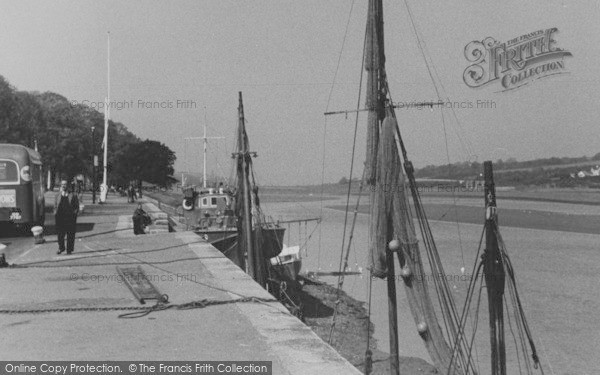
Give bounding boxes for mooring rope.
[0,297,278,318]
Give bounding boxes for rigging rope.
[449,214,545,374]
[401,0,470,269]
[373,57,475,369]
[401,0,475,159]
[320,0,357,282]
[364,272,374,375]
[326,0,369,346]
[375,82,476,372]
[315,0,480,369]
[328,168,368,345]
[391,2,490,373]
[322,2,550,374]
[495,227,543,373]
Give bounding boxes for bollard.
[0,253,8,267]
[31,226,45,244]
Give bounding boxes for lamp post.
[99,31,110,203]
[92,126,96,204]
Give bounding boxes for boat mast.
[365,1,401,374]
[184,112,223,189]
[235,92,265,286]
[365,0,383,186]
[483,161,506,375]
[365,1,464,373]
[203,109,208,188]
[450,161,543,373]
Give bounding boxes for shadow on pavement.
[42,223,95,236]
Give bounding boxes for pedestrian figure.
[76,179,83,202]
[54,180,79,254]
[128,184,136,203]
[132,203,151,235]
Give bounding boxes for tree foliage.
[115,140,176,188]
[415,156,597,179]
[0,75,175,189]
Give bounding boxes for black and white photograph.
[0,1,598,374]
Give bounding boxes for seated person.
[132,203,152,235]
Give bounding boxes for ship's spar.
[326,1,545,374]
[361,1,469,372]
[233,91,266,287]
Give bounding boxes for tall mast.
[449,161,543,374]
[100,31,110,203]
[203,109,207,188]
[365,1,400,374]
[184,111,223,189]
[235,92,264,286]
[364,0,383,186]
[483,161,506,375]
[365,1,464,373]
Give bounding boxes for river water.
[263,195,600,375]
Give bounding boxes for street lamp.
[100,31,110,204]
[92,126,97,204]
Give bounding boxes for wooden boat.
[182,186,238,252]
[270,245,302,282]
[326,2,545,374]
[181,93,286,284]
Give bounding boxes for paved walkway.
[0,193,360,374]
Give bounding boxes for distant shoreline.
[147,185,600,206]
[327,202,600,235]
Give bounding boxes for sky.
[1,0,598,185]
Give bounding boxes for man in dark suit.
[54,180,80,254]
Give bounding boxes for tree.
[33,91,140,188]
[0,75,170,190]
[34,92,92,183]
[0,76,18,140]
[117,140,176,188]
[104,121,140,186]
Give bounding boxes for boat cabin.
[198,188,231,210]
[182,187,236,230]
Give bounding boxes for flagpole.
[100,31,110,203]
[203,108,207,188]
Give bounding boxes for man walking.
[128,184,136,203]
[54,179,79,254]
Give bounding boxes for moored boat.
[181,93,287,278]
[324,1,545,374]
[270,245,302,282]
[182,186,238,252]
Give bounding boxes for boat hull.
[270,245,302,281]
[271,260,302,282]
[194,225,285,261]
[257,226,285,259]
[194,228,238,252]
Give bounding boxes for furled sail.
[233,92,284,288]
[369,110,466,372]
[364,0,472,373]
